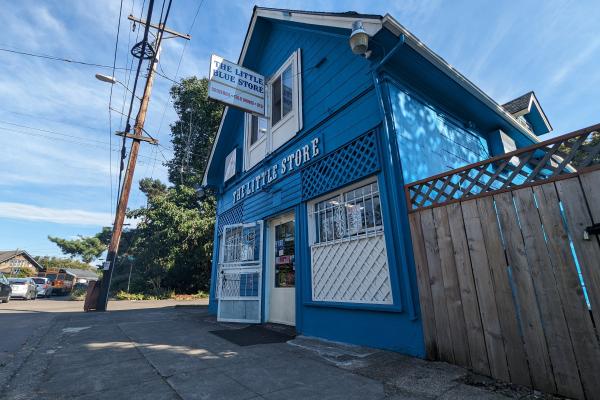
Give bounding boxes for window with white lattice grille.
[311,181,383,244]
[308,177,393,305]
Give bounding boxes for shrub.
[69,288,87,301]
[114,290,209,301]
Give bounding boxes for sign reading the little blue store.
[233,138,320,203]
[208,54,265,115]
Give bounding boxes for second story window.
[250,115,268,145]
[244,49,302,171]
[271,65,293,125]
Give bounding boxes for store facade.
[202,7,549,356]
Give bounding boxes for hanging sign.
[208,54,265,115]
[233,138,321,204]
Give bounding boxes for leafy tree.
[34,256,96,271]
[48,227,111,263]
[139,178,167,199]
[126,184,215,295]
[50,76,221,296]
[558,130,600,167]
[166,77,223,186]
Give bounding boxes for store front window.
[308,178,393,305]
[313,181,383,244]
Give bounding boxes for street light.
[95,73,118,84]
[95,74,142,100]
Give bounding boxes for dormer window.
[244,49,302,171]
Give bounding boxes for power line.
[115,0,157,206]
[0,46,177,80]
[155,0,206,185]
[108,0,125,219]
[0,47,132,71]
[0,126,162,163]
[0,107,103,132]
[0,120,109,145]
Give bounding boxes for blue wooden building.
[202,7,551,356]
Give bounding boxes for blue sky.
[0,0,598,259]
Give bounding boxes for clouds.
[0,202,113,226]
[550,36,600,89]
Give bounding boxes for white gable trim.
[239,9,383,64]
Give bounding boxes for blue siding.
[206,14,547,358]
[208,19,429,356]
[388,83,490,184]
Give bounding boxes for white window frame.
[243,49,303,171]
[244,113,269,171]
[308,177,384,247]
[224,148,237,182]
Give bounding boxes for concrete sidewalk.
[0,302,552,399]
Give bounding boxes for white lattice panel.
[311,233,393,304]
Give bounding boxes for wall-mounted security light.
[349,21,369,55]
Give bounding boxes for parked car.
[31,277,53,298]
[0,273,11,303]
[8,278,37,300]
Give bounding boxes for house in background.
[0,250,43,276]
[63,268,99,285]
[202,7,550,356]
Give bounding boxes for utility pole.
[96,12,190,311]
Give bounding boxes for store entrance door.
[267,212,296,326]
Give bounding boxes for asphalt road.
[0,297,71,366]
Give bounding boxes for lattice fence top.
[405,123,600,211]
[301,130,380,201]
[217,202,244,235]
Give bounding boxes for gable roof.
[503,91,534,114]
[203,7,542,186]
[0,250,43,271]
[63,268,99,280]
[502,91,552,134]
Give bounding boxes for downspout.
[372,35,419,320]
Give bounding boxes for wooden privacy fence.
[406,124,600,400]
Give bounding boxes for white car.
[32,277,53,298]
[8,278,37,300]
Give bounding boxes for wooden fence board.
[408,212,437,360]
[494,192,556,393]
[555,177,600,328]
[460,200,509,382]
[513,188,583,399]
[534,183,600,399]
[476,196,531,387]
[420,209,454,363]
[432,206,471,368]
[446,203,490,376]
[580,169,600,221]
